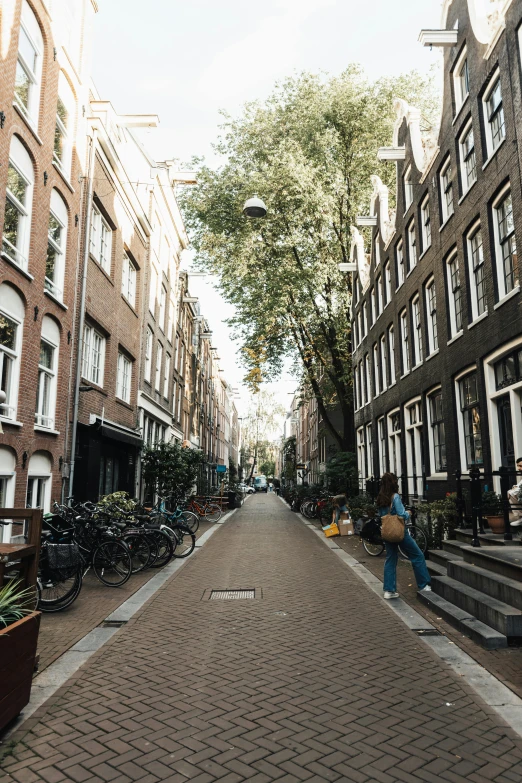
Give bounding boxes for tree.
[141,442,204,499]
[181,67,439,451]
[259,460,275,477]
[240,390,285,479]
[325,452,359,496]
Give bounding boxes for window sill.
[90,254,114,284]
[439,212,454,233]
[412,360,423,372]
[0,417,22,428]
[458,178,477,205]
[44,289,68,310]
[447,331,464,346]
[81,377,108,395]
[52,161,75,193]
[425,349,439,362]
[12,102,44,145]
[1,252,34,281]
[468,310,489,329]
[400,371,410,380]
[452,94,470,126]
[494,286,520,310]
[121,295,139,317]
[419,247,431,262]
[389,380,397,389]
[116,398,133,410]
[482,136,506,171]
[34,425,60,435]
[396,283,404,292]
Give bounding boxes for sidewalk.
[3,494,522,782]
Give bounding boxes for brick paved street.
[3,494,522,782]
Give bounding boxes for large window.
[82,324,105,386]
[388,325,396,384]
[447,253,463,337]
[387,410,402,476]
[459,372,483,467]
[378,417,387,476]
[384,261,391,305]
[362,302,368,336]
[53,73,75,178]
[144,328,153,383]
[2,137,34,273]
[376,275,383,316]
[373,343,380,396]
[428,390,446,474]
[0,285,24,422]
[116,353,131,403]
[460,122,476,194]
[159,285,167,332]
[440,157,454,224]
[370,287,376,325]
[380,335,387,391]
[357,427,367,480]
[121,253,137,307]
[493,190,517,299]
[421,196,431,252]
[366,423,373,478]
[155,342,163,391]
[454,49,469,112]
[467,225,486,321]
[168,297,175,343]
[403,165,413,211]
[364,354,371,404]
[149,265,158,315]
[14,1,44,127]
[412,296,422,367]
[425,279,438,355]
[90,204,112,274]
[26,452,52,513]
[35,317,59,430]
[407,221,417,272]
[405,399,423,497]
[164,353,171,398]
[396,240,405,289]
[45,190,68,301]
[400,310,409,375]
[484,74,505,156]
[494,348,522,390]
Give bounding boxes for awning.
[99,423,143,447]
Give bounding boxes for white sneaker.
[420,585,432,592]
[383,591,399,599]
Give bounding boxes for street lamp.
[243,195,267,218]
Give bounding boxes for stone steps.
[461,546,522,583]
[428,549,462,569]
[417,589,507,650]
[448,560,522,612]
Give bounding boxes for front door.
[497,395,515,470]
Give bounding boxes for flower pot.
[0,611,41,732]
[485,515,505,534]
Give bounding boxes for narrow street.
[3,494,522,783]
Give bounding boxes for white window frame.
[425,279,438,356]
[388,325,396,385]
[483,72,505,158]
[455,367,484,471]
[357,427,367,481]
[0,465,16,543]
[459,120,477,194]
[440,157,454,225]
[53,73,75,179]
[362,302,368,336]
[116,352,131,403]
[364,354,371,404]
[453,47,469,114]
[407,220,417,272]
[492,187,518,301]
[26,475,51,513]
[396,240,405,289]
[121,253,137,308]
[159,285,167,332]
[164,353,171,398]
[374,234,381,267]
[387,408,402,476]
[405,398,423,498]
[373,343,380,396]
[378,417,387,476]
[149,264,158,315]
[380,335,387,391]
[403,165,413,211]
[168,298,175,343]
[0,308,22,423]
[446,251,464,338]
[412,295,423,367]
[90,204,112,274]
[14,1,44,128]
[2,138,34,273]
[366,422,373,478]
[467,222,487,322]
[421,196,431,252]
[426,386,447,478]
[400,309,410,375]
[376,274,383,316]
[144,328,153,383]
[370,287,376,326]
[384,261,391,305]
[82,324,105,387]
[155,342,163,391]
[35,338,57,429]
[45,190,68,302]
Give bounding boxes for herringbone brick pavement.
[2,494,522,782]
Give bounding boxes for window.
[366,423,373,477]
[459,372,483,466]
[362,303,368,336]
[429,390,446,473]
[440,157,454,224]
[404,165,413,210]
[376,275,383,315]
[356,312,361,347]
[400,310,409,375]
[2,137,34,272]
[388,325,396,385]
[388,410,402,476]
[494,348,522,390]
[155,343,163,391]
[116,353,131,403]
[484,75,505,156]
[467,225,486,320]
[447,253,463,336]
[364,354,370,404]
[45,190,68,301]
[396,240,405,289]
[378,417,387,475]
[359,361,364,405]
[82,324,105,386]
[121,253,136,307]
[0,285,24,422]
[357,428,367,480]
[374,235,381,267]
[0,448,16,543]
[164,353,171,398]
[168,298,175,343]
[373,343,380,396]
[26,452,52,513]
[35,317,59,429]
[14,1,43,127]
[370,287,375,325]
[454,50,469,112]
[421,197,431,252]
[159,285,167,332]
[149,265,158,315]
[412,296,422,366]
[53,73,75,177]
[384,262,391,304]
[353,365,359,410]
[494,190,517,299]
[144,328,152,383]
[425,280,438,355]
[405,400,423,497]
[407,221,417,271]
[460,122,476,193]
[90,204,112,274]
[352,318,358,350]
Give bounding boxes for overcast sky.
[92,0,443,414]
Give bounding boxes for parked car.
[239,483,254,494]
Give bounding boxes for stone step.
[448,560,522,612]
[431,575,522,637]
[417,589,507,650]
[428,549,463,569]
[427,560,447,578]
[454,528,522,547]
[462,546,522,583]
[442,539,470,557]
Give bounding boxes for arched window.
[14,0,44,128]
[53,72,75,179]
[35,317,60,430]
[45,190,68,301]
[0,447,16,543]
[2,136,34,272]
[0,284,25,422]
[26,451,52,512]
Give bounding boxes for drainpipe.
[68,128,97,499]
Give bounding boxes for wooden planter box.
[0,611,41,732]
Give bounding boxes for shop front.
[74,419,142,501]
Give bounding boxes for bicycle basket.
[46,542,81,578]
[360,519,382,544]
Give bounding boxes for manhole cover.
[210,589,256,600]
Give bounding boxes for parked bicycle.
[360,505,428,558]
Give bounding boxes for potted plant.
[481,490,505,534]
[0,581,41,733]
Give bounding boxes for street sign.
[216,464,227,473]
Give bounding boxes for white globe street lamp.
[242,195,267,218]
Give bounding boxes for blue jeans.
[383,530,431,592]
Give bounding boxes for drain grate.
[210,589,255,600]
[100,620,128,628]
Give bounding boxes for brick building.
[352,0,522,499]
[0,0,94,529]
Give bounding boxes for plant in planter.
[481,490,505,534]
[418,494,458,549]
[0,581,41,732]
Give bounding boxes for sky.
[92,0,443,416]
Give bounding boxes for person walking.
[376,473,432,600]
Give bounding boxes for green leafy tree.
[141,442,204,500]
[181,67,439,451]
[325,451,359,496]
[259,460,276,477]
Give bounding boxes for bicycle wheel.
[123,534,151,573]
[362,539,385,557]
[92,540,132,586]
[148,530,174,568]
[399,526,428,559]
[37,568,83,612]
[172,526,196,558]
[179,511,199,533]
[203,503,222,523]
